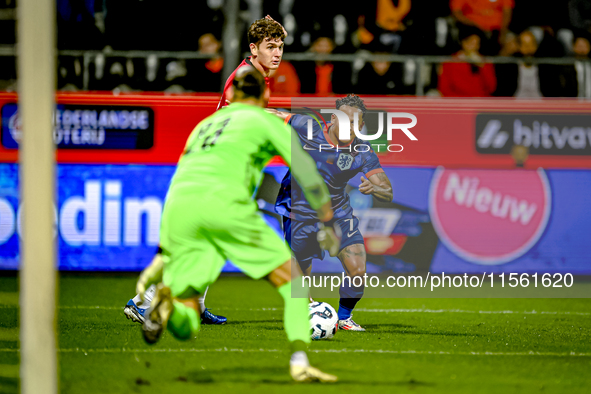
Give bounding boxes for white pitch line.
[355,308,591,316]
[0,305,589,316]
[0,305,283,311]
[0,347,588,357]
[60,306,122,310]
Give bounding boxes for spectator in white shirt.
[573,32,591,97]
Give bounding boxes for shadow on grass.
[0,341,18,351]
[0,309,17,330]
[0,346,18,366]
[363,323,416,329]
[390,378,436,387]
[179,366,433,387]
[0,376,18,394]
[225,320,282,325]
[362,324,481,337]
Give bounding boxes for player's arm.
[267,114,340,254]
[358,150,393,202]
[288,129,333,221]
[265,108,291,121]
[359,171,393,202]
[290,139,342,255]
[266,115,332,221]
[285,115,331,219]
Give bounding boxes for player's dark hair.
[248,18,286,47]
[336,94,367,117]
[458,24,482,42]
[233,66,265,99]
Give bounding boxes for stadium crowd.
[0,0,590,97]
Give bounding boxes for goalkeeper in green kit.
[136,66,339,383]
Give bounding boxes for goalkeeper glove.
[136,253,164,301]
[317,223,342,257]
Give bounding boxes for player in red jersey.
[124,16,288,326]
[217,16,287,110]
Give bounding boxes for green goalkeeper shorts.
[159,192,291,298]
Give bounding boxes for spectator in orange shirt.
[451,0,514,55]
[295,36,352,94]
[269,60,301,96]
[311,37,336,94]
[438,27,497,97]
[189,33,224,92]
[355,0,412,53]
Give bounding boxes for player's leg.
[141,195,226,343]
[143,283,201,343]
[336,243,366,331]
[143,283,199,343]
[125,252,164,323]
[142,243,225,343]
[124,283,156,323]
[126,283,226,325]
[334,217,367,331]
[125,250,226,325]
[286,218,322,277]
[144,282,203,343]
[220,209,336,382]
[268,260,337,383]
[198,286,227,325]
[283,217,319,302]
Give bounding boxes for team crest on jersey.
[337,153,353,171]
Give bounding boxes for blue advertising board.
[1,163,590,274]
[1,103,154,150]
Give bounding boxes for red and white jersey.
[217,57,271,110]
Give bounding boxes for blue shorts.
[283,216,365,267]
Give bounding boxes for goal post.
[17,0,58,393]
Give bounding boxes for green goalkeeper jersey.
[167,102,329,211]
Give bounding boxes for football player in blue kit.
[271,94,393,331]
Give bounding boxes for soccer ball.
[309,302,338,340]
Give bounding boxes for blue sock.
[338,302,355,321]
[338,280,364,320]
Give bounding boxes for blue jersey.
[275,113,384,221]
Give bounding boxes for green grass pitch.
[0,274,590,393]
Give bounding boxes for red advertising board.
[2,92,591,169]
